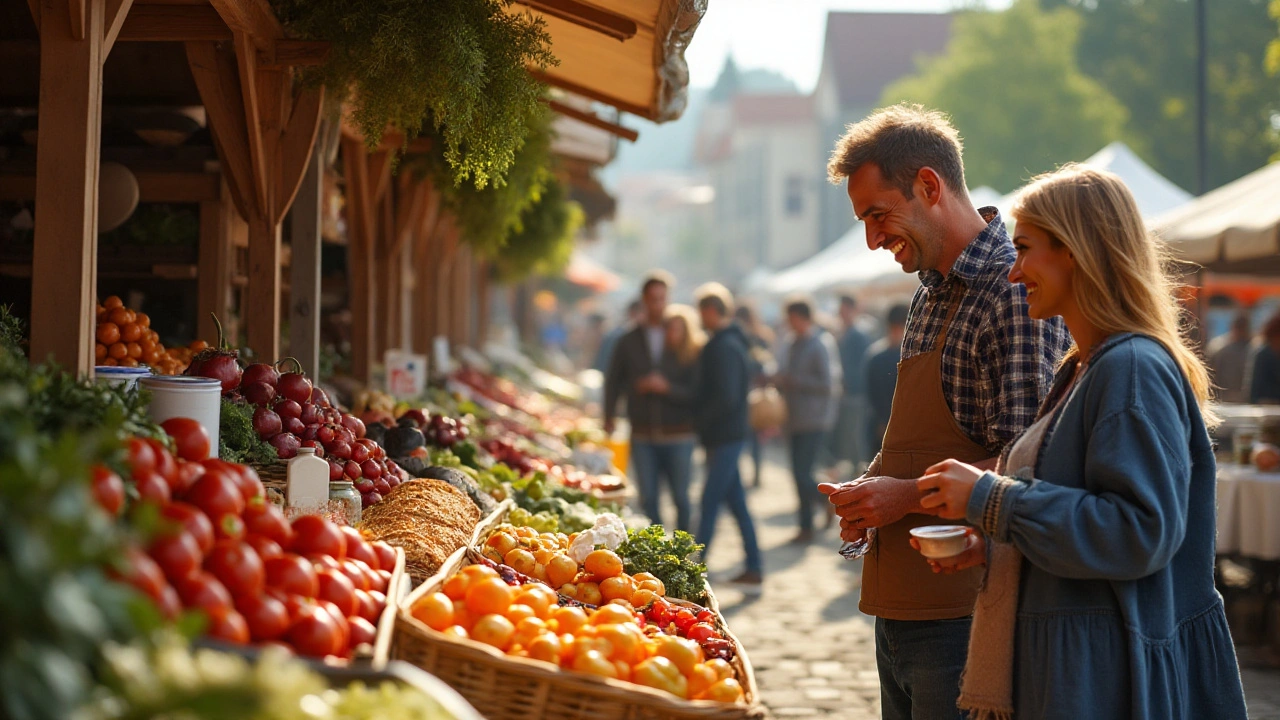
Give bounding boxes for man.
[693,283,764,588]
[831,293,873,469]
[593,300,643,373]
[817,104,1070,720]
[774,297,842,544]
[1248,312,1280,405]
[864,302,909,458]
[1208,311,1253,403]
[603,272,695,532]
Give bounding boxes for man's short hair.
[785,296,814,321]
[641,270,675,295]
[839,293,858,310]
[695,282,735,317]
[887,302,910,328]
[827,103,968,199]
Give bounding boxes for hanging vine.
[492,175,583,282]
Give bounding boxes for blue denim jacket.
[967,334,1246,719]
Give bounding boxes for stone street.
[661,444,1280,719]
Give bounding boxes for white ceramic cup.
[138,375,222,458]
[909,525,969,559]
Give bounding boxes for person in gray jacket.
[773,297,842,544]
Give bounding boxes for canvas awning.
[564,250,621,293]
[1154,161,1280,275]
[515,0,706,122]
[754,221,903,297]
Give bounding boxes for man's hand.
[910,530,985,574]
[917,459,985,520]
[818,476,921,530]
[647,374,671,395]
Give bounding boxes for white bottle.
[287,447,330,515]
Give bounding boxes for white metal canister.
[138,375,223,458]
[94,366,152,391]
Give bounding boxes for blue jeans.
[631,439,694,533]
[875,616,972,720]
[788,430,826,532]
[697,441,762,575]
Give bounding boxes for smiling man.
[818,104,1070,720]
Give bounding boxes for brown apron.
[859,296,989,621]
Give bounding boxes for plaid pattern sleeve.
[901,209,1072,456]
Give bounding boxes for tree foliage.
[493,176,584,282]
[882,0,1128,193]
[273,0,556,188]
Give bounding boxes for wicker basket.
[366,545,408,668]
[392,548,765,720]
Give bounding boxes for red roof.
[820,12,953,110]
[732,94,814,125]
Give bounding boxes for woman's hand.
[916,459,985,520]
[910,529,986,574]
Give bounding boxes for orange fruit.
[120,322,141,343]
[704,658,735,682]
[584,550,624,579]
[513,617,547,646]
[700,678,743,703]
[590,603,635,627]
[597,622,645,663]
[632,656,688,698]
[459,564,500,583]
[107,307,132,326]
[526,633,561,665]
[486,532,518,556]
[631,589,660,608]
[108,342,128,360]
[514,584,558,619]
[135,312,150,328]
[119,358,139,368]
[547,555,579,588]
[101,358,118,367]
[451,600,474,631]
[95,343,107,361]
[96,323,120,345]
[550,606,588,634]
[126,342,141,359]
[572,649,618,679]
[653,636,701,676]
[471,614,516,652]
[103,295,123,310]
[465,577,514,617]
[189,339,208,351]
[442,626,469,641]
[600,575,635,602]
[688,663,719,699]
[411,592,454,631]
[504,603,537,625]
[576,582,602,607]
[443,574,471,601]
[503,548,537,576]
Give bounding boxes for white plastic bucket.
[95,366,152,391]
[139,375,222,458]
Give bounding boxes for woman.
[915,165,1246,719]
[734,303,776,487]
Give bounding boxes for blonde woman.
[916,165,1246,719]
[665,303,706,368]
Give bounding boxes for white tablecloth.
[1217,464,1280,560]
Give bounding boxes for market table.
[1217,464,1280,560]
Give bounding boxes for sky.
[684,0,1014,92]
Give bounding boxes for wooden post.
[29,0,105,374]
[288,146,322,377]
[475,259,491,348]
[198,181,237,343]
[376,188,395,359]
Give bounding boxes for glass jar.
[328,481,362,526]
[1235,425,1259,466]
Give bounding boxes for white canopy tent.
[1154,161,1280,275]
[751,220,904,297]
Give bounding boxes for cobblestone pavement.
[660,444,1280,719]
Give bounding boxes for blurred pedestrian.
[734,302,776,488]
[603,272,696,532]
[593,300,642,373]
[774,296,841,544]
[864,302,909,458]
[578,312,607,371]
[817,104,1069,720]
[1247,311,1280,405]
[831,293,872,470]
[1207,310,1253,403]
[694,283,764,588]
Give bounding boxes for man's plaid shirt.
[901,208,1072,456]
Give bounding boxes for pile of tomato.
[102,419,399,661]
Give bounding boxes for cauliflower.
[568,513,627,563]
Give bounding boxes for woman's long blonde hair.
[1011,164,1216,422]
[665,304,706,366]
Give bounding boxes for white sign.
[385,350,428,398]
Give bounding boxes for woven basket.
[393,549,765,719]
[366,545,408,668]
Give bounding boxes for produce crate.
[369,546,409,667]
[392,547,765,720]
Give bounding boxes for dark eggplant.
[383,425,426,458]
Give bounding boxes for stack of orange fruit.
[95,296,204,374]
[409,563,745,704]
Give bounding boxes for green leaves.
[493,175,584,283]
[616,526,708,602]
[217,399,279,466]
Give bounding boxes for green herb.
[492,175,584,282]
[0,303,25,358]
[0,352,164,443]
[616,526,708,602]
[217,399,278,466]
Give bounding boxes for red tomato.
[183,471,246,519]
[149,531,202,582]
[371,569,392,594]
[354,589,380,623]
[146,438,178,486]
[174,571,234,614]
[340,560,372,592]
[309,554,341,572]
[286,604,342,658]
[290,515,346,560]
[687,622,719,644]
[206,606,250,644]
[370,541,396,573]
[173,462,206,495]
[264,555,319,597]
[214,513,246,541]
[118,547,166,601]
[160,502,215,555]
[133,470,171,506]
[673,608,697,633]
[236,592,291,642]
[347,615,377,650]
[696,609,716,625]
[245,534,284,561]
[243,501,293,546]
[90,465,125,515]
[316,599,351,655]
[204,540,265,600]
[157,583,183,620]
[125,437,156,477]
[340,526,379,569]
[316,567,358,616]
[201,458,265,502]
[161,417,211,462]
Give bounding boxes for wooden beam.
[515,0,636,41]
[197,182,236,345]
[119,4,231,43]
[274,85,323,224]
[545,98,639,142]
[186,41,259,220]
[27,0,40,31]
[102,0,134,55]
[259,40,329,69]
[30,0,104,376]
[207,0,282,49]
[529,69,650,119]
[244,214,282,360]
[376,187,395,358]
[368,150,393,205]
[341,135,376,384]
[68,0,86,40]
[233,33,269,216]
[287,147,322,378]
[0,171,221,203]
